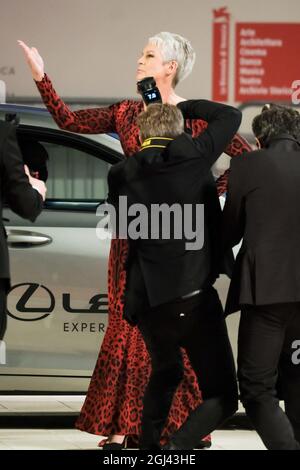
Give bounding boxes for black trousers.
[137,287,238,449]
[0,279,8,341]
[238,303,300,450]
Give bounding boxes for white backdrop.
[0,0,299,102]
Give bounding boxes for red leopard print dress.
[36,75,251,444]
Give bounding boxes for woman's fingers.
[24,164,30,177]
[17,40,44,81]
[18,40,30,57]
[18,41,37,59]
[18,40,35,63]
[18,40,30,52]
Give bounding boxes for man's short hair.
[252,103,300,147]
[137,103,184,142]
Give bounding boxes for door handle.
[7,230,52,248]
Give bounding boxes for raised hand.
[18,40,45,82]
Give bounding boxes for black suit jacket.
[108,100,241,321]
[223,134,300,314]
[0,121,43,286]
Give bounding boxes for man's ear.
[255,137,261,149]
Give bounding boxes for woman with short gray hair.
[148,32,196,86]
[19,33,251,449]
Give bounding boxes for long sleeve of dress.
[35,74,118,134]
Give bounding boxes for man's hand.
[24,165,47,201]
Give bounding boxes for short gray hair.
[137,103,184,141]
[149,32,196,87]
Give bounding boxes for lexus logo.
[7,283,109,322]
[7,283,55,321]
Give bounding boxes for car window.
[20,138,111,201]
[42,141,110,201]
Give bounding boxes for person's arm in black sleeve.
[106,161,124,207]
[222,157,246,250]
[2,123,43,222]
[177,99,242,166]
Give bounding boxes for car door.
[0,125,122,392]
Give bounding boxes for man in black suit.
[223,104,300,450]
[0,119,46,340]
[107,99,242,449]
